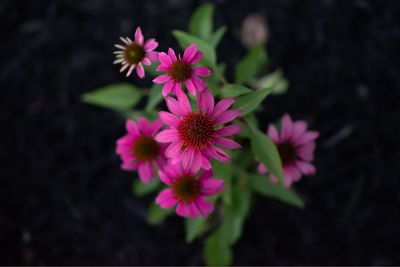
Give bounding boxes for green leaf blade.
[210,26,227,47]
[234,44,268,85]
[250,174,304,208]
[82,83,142,110]
[147,203,173,225]
[188,3,214,41]
[204,230,233,266]
[221,84,252,98]
[233,87,273,116]
[185,217,206,243]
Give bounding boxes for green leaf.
[145,84,163,112]
[133,178,160,197]
[250,174,304,208]
[82,83,142,110]
[185,217,206,243]
[143,63,159,77]
[222,186,251,245]
[246,120,284,185]
[210,26,227,47]
[221,84,252,98]
[212,161,233,205]
[234,44,268,84]
[172,30,216,66]
[233,87,273,116]
[252,69,289,95]
[188,3,214,41]
[204,230,233,266]
[147,203,173,225]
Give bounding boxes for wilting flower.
[155,163,224,218]
[116,117,165,184]
[153,44,211,97]
[114,27,158,78]
[155,90,241,172]
[258,114,319,187]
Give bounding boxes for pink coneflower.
[116,117,166,184]
[155,163,224,218]
[114,27,158,78]
[155,90,241,172]
[152,44,211,97]
[258,114,319,187]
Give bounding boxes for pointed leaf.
[185,217,206,243]
[233,86,273,116]
[188,3,214,40]
[210,26,227,47]
[234,44,268,84]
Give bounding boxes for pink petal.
[216,125,241,136]
[296,131,319,145]
[144,39,158,51]
[185,79,196,95]
[212,99,235,117]
[197,89,214,114]
[156,189,178,208]
[194,198,214,217]
[181,148,202,172]
[158,170,173,186]
[136,63,145,78]
[205,146,230,162]
[298,142,316,161]
[257,163,267,174]
[193,67,211,77]
[176,90,192,114]
[295,160,316,175]
[155,129,179,143]
[147,51,159,61]
[214,110,241,124]
[281,114,294,141]
[153,74,171,84]
[267,124,280,142]
[292,120,308,140]
[188,51,203,65]
[165,141,183,159]
[134,27,144,45]
[191,76,205,91]
[201,178,224,195]
[176,202,190,217]
[187,202,201,218]
[142,57,151,66]
[213,136,241,149]
[286,164,302,182]
[159,52,172,66]
[157,64,170,72]
[125,120,140,136]
[138,162,154,184]
[158,111,180,127]
[168,48,177,61]
[150,119,163,135]
[172,83,184,96]
[162,81,174,97]
[121,161,138,171]
[138,117,151,136]
[201,155,212,170]
[183,44,198,63]
[165,96,187,116]
[199,170,213,181]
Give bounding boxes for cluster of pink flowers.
[115,27,318,218]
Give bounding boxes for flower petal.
[153,74,171,84]
[185,79,196,95]
[176,202,190,217]
[165,96,187,116]
[176,90,192,114]
[194,198,214,217]
[138,117,151,136]
[136,63,145,78]
[212,98,235,117]
[201,178,224,195]
[165,141,183,159]
[295,160,316,175]
[158,111,180,127]
[138,162,154,184]
[267,124,280,142]
[155,129,179,142]
[197,89,214,114]
[134,27,144,45]
[214,110,241,124]
[158,170,173,186]
[168,48,177,61]
[281,114,294,141]
[188,51,203,65]
[183,44,198,63]
[156,189,178,208]
[257,163,267,174]
[125,120,140,136]
[193,66,211,77]
[144,39,158,51]
[162,81,174,97]
[216,125,241,136]
[159,52,172,66]
[213,136,241,149]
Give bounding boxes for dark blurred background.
[1,0,400,265]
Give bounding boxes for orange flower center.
[132,136,160,162]
[168,59,192,82]
[172,176,201,203]
[277,141,297,165]
[178,112,215,149]
[124,43,145,65]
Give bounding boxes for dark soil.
[1,0,400,265]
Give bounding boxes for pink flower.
[114,27,159,78]
[258,114,319,187]
[155,89,241,172]
[152,44,211,97]
[116,117,166,184]
[155,163,224,218]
